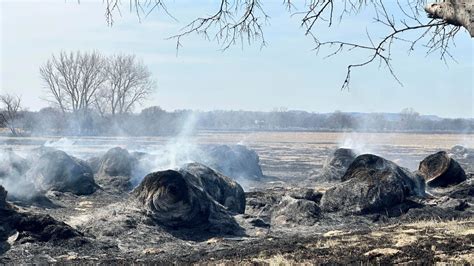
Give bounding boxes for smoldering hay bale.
[271,196,321,226]
[26,146,58,162]
[448,179,474,201]
[450,145,469,157]
[93,147,139,191]
[0,185,10,255]
[448,145,474,174]
[418,151,467,188]
[0,185,7,210]
[312,148,357,182]
[0,185,83,246]
[203,145,263,180]
[320,154,426,214]
[132,169,243,233]
[97,147,135,177]
[0,150,45,203]
[0,150,30,179]
[179,163,245,214]
[25,149,97,195]
[87,156,102,174]
[133,170,209,227]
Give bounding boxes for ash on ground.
[0,144,473,264]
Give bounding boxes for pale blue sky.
[1,0,472,118]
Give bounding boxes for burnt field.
[0,132,473,264]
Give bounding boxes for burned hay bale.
[133,170,210,227]
[203,145,263,180]
[13,213,83,243]
[86,156,102,174]
[0,185,7,210]
[94,147,138,191]
[320,154,426,214]
[245,189,286,222]
[180,163,246,214]
[448,145,474,175]
[312,148,357,182]
[0,185,83,249]
[0,150,29,179]
[400,206,462,222]
[418,151,467,188]
[0,186,10,254]
[132,170,242,234]
[271,196,321,226]
[26,150,97,195]
[98,147,134,177]
[0,150,47,204]
[289,188,323,204]
[450,145,468,157]
[448,180,474,200]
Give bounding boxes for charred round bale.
[313,148,357,182]
[86,156,102,174]
[321,154,425,214]
[0,185,7,210]
[98,147,134,177]
[180,163,245,213]
[26,150,97,195]
[204,145,263,180]
[450,145,468,157]
[449,145,474,174]
[13,213,83,243]
[0,185,83,246]
[448,180,474,198]
[133,170,211,227]
[132,170,243,233]
[418,151,467,187]
[271,196,321,226]
[95,147,138,191]
[0,185,9,252]
[0,150,29,179]
[0,150,43,203]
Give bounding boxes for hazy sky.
[1,0,473,118]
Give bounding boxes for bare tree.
[0,94,23,136]
[95,54,156,116]
[40,51,107,113]
[99,0,472,89]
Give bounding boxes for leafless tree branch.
[99,0,470,89]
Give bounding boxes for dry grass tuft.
[364,248,400,257]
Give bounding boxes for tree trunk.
[425,0,473,37]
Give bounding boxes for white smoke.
[338,132,378,155]
[44,137,77,148]
[0,149,38,200]
[130,112,210,185]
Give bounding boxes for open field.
[0,131,473,264]
[1,131,472,181]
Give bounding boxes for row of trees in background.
[1,104,472,136]
[1,50,472,136]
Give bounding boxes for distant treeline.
[2,106,473,136]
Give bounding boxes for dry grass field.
[195,131,473,180]
[1,131,472,181]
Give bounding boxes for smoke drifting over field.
[0,150,37,201]
[0,111,266,200]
